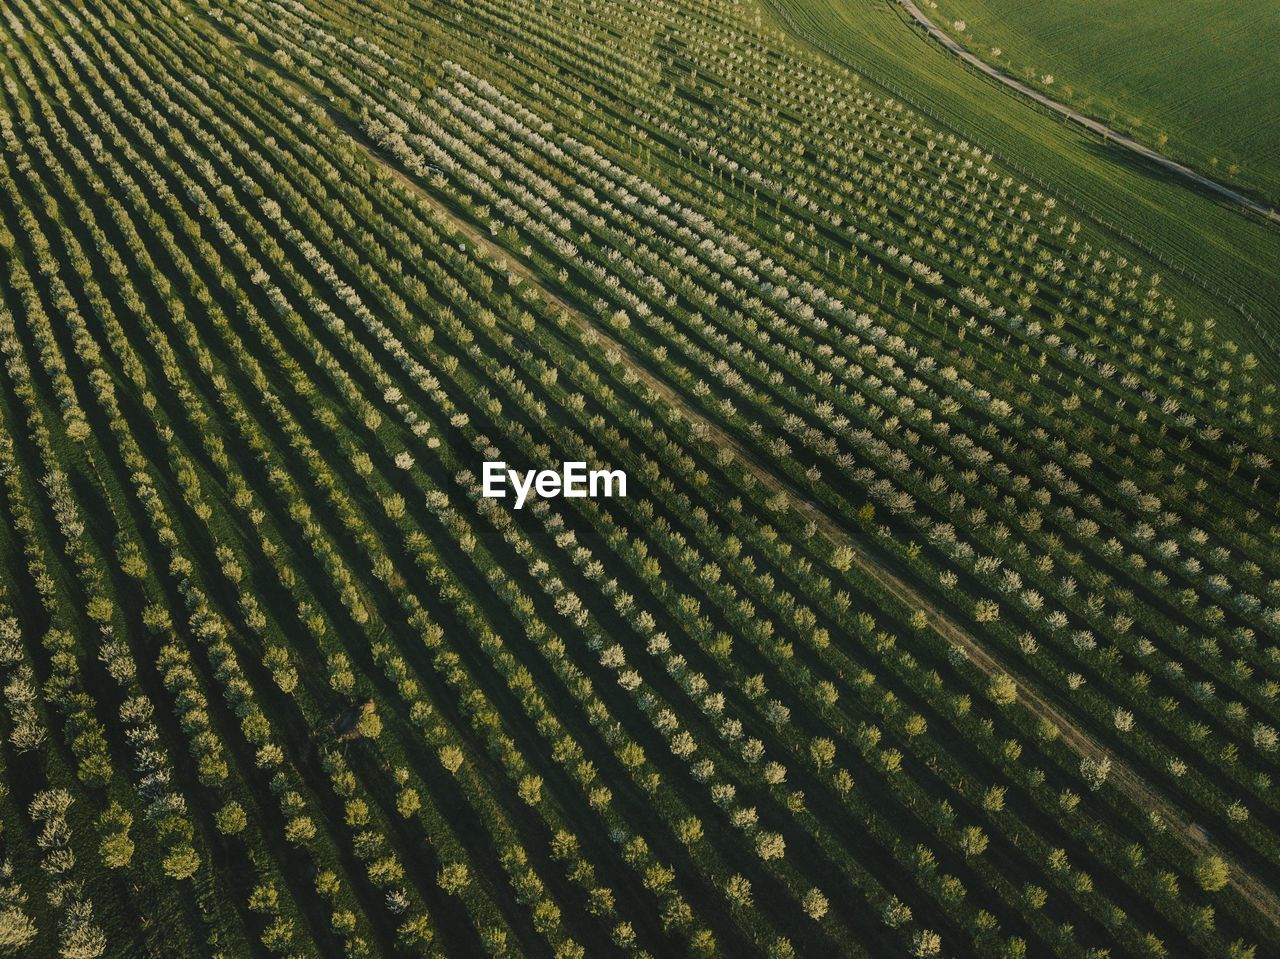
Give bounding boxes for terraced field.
[0,0,1276,957]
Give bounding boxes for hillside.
[0,0,1275,957]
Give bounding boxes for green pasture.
[919,0,1280,204]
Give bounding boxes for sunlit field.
[0,0,1276,956]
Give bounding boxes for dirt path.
[892,0,1278,225]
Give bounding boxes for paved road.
[895,0,1280,224]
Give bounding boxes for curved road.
[894,0,1280,224]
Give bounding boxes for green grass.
[918,0,1280,204]
[761,0,1280,377]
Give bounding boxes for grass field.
[764,0,1280,377]
[917,0,1280,205]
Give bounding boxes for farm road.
[893,0,1280,224]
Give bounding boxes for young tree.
[0,863,36,953]
[215,802,248,835]
[802,887,829,920]
[988,673,1018,706]
[960,825,990,858]
[809,738,836,772]
[162,846,201,881]
[755,832,786,861]
[1194,855,1229,893]
[438,863,471,895]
